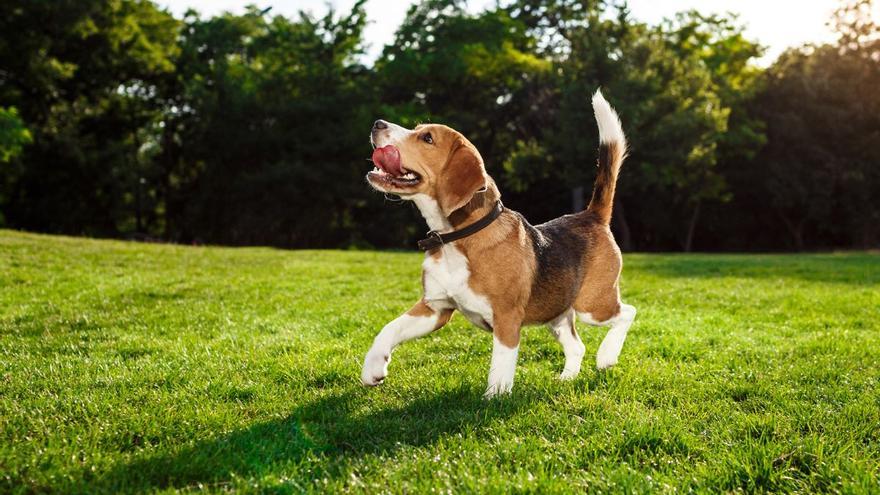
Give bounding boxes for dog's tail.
[586,89,627,225]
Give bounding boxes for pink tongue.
[372,145,402,176]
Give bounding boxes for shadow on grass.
[83,384,527,493]
[632,253,880,286]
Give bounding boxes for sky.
[155,0,863,65]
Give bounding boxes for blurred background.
[0,0,877,252]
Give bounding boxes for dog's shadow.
[86,383,529,492]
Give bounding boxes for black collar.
[417,200,504,251]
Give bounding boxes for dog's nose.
[373,119,388,130]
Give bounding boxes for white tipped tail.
[586,89,627,224]
[591,89,626,146]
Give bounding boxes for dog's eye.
[421,133,433,144]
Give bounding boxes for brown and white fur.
[361,90,635,398]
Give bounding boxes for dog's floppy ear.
[438,139,487,215]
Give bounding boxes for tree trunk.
[793,229,804,251]
[160,119,179,241]
[131,130,143,234]
[778,212,805,251]
[135,177,143,232]
[683,201,701,253]
[612,197,633,252]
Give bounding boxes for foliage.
[0,0,877,250]
[157,3,377,246]
[737,0,880,249]
[0,0,179,235]
[377,0,551,182]
[0,106,31,226]
[1,230,879,492]
[559,10,735,251]
[0,107,30,163]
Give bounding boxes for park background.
[1,0,878,252]
[2,1,880,493]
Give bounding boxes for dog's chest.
[422,246,494,330]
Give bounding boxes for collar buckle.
[417,230,444,251]
[416,200,504,252]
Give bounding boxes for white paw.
[595,348,619,370]
[560,347,585,380]
[483,381,513,399]
[361,350,390,386]
[559,367,581,380]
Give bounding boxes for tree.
[503,1,747,251]
[657,11,765,251]
[158,3,379,247]
[0,107,30,163]
[0,0,179,236]
[0,106,31,226]
[1,0,875,251]
[746,0,879,249]
[377,0,550,163]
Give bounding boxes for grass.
[1,229,879,494]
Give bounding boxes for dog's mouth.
[367,145,422,189]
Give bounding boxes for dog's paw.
[483,381,513,399]
[361,350,390,387]
[559,368,580,380]
[595,350,618,370]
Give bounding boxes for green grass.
[1,229,879,494]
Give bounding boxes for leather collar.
[417,200,504,251]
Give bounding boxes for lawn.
[1,229,878,493]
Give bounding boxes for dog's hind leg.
[577,304,636,370]
[361,300,453,387]
[547,310,586,380]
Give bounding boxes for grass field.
[1,229,879,493]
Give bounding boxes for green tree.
[505,1,749,251]
[377,0,550,154]
[159,3,378,247]
[0,107,30,163]
[0,0,179,235]
[1,0,875,251]
[0,106,31,226]
[747,0,879,249]
[655,11,764,251]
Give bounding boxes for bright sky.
[156,0,865,65]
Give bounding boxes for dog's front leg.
[361,301,453,387]
[484,315,522,398]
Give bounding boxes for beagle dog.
[361,90,636,398]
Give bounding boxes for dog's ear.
[438,140,487,215]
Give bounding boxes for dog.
[361,90,636,398]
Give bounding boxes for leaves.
[0,0,877,250]
[0,107,31,163]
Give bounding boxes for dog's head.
[368,120,487,215]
